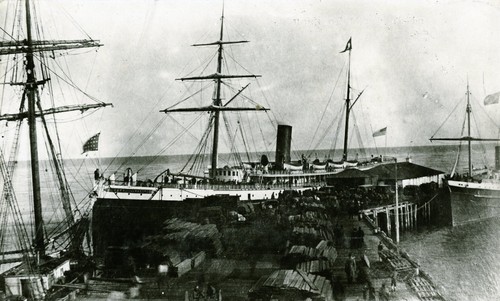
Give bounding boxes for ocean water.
[3,143,499,300]
[400,219,500,301]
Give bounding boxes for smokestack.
[496,146,500,171]
[275,124,292,170]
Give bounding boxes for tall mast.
[342,39,352,162]
[430,81,500,176]
[211,10,225,179]
[25,0,45,257]
[0,0,109,258]
[466,80,472,178]
[166,10,268,181]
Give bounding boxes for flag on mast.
[372,127,387,137]
[82,133,100,153]
[484,92,500,105]
[340,38,352,53]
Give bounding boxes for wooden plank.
[296,269,319,293]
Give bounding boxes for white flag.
[484,92,500,105]
[372,127,387,137]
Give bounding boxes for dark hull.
[449,184,500,226]
[92,196,238,257]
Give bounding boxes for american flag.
[82,133,100,154]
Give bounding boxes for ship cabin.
[209,166,246,183]
[2,258,71,299]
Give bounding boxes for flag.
[340,38,352,53]
[82,133,100,154]
[484,92,500,105]
[372,127,387,137]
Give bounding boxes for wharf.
[330,213,444,300]
[79,190,445,301]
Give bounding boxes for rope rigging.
[430,95,467,139]
[306,61,347,156]
[328,104,346,160]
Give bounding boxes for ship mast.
[342,41,352,162]
[24,0,45,257]
[0,0,110,258]
[340,38,364,162]
[430,81,500,180]
[466,81,472,178]
[162,9,268,181]
[211,10,225,180]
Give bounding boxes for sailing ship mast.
[0,0,111,258]
[340,38,364,162]
[161,9,268,180]
[430,81,500,180]
[342,40,352,162]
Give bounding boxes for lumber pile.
[288,211,332,227]
[409,276,444,300]
[292,227,335,246]
[283,241,337,268]
[248,269,333,301]
[143,218,222,259]
[315,240,337,263]
[379,249,413,272]
[295,259,332,276]
[161,218,223,256]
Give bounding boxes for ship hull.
[92,195,242,257]
[93,185,311,257]
[448,180,500,226]
[98,184,310,201]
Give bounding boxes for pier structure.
[360,198,435,239]
[81,186,447,301]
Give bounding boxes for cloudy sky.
[1,0,500,160]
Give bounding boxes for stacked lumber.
[315,240,337,263]
[318,228,335,241]
[286,245,322,259]
[143,218,222,258]
[283,242,337,268]
[296,259,332,276]
[379,249,413,272]
[248,269,333,301]
[292,226,335,246]
[171,258,191,277]
[161,218,223,256]
[191,251,206,269]
[409,276,444,300]
[288,212,332,227]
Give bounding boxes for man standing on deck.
[94,168,100,184]
[378,241,384,262]
[345,253,357,283]
[357,226,365,248]
[379,283,390,301]
[350,228,358,249]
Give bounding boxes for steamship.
[445,150,500,226]
[431,84,500,226]
[95,15,377,204]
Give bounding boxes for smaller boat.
[431,82,500,226]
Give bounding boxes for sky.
[1,0,500,160]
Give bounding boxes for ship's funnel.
[496,146,500,171]
[275,124,292,170]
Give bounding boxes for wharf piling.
[362,197,437,240]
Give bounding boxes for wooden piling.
[407,204,412,230]
[386,207,391,236]
[414,204,418,228]
[401,205,405,230]
[428,200,432,220]
[423,202,427,220]
[406,203,410,230]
